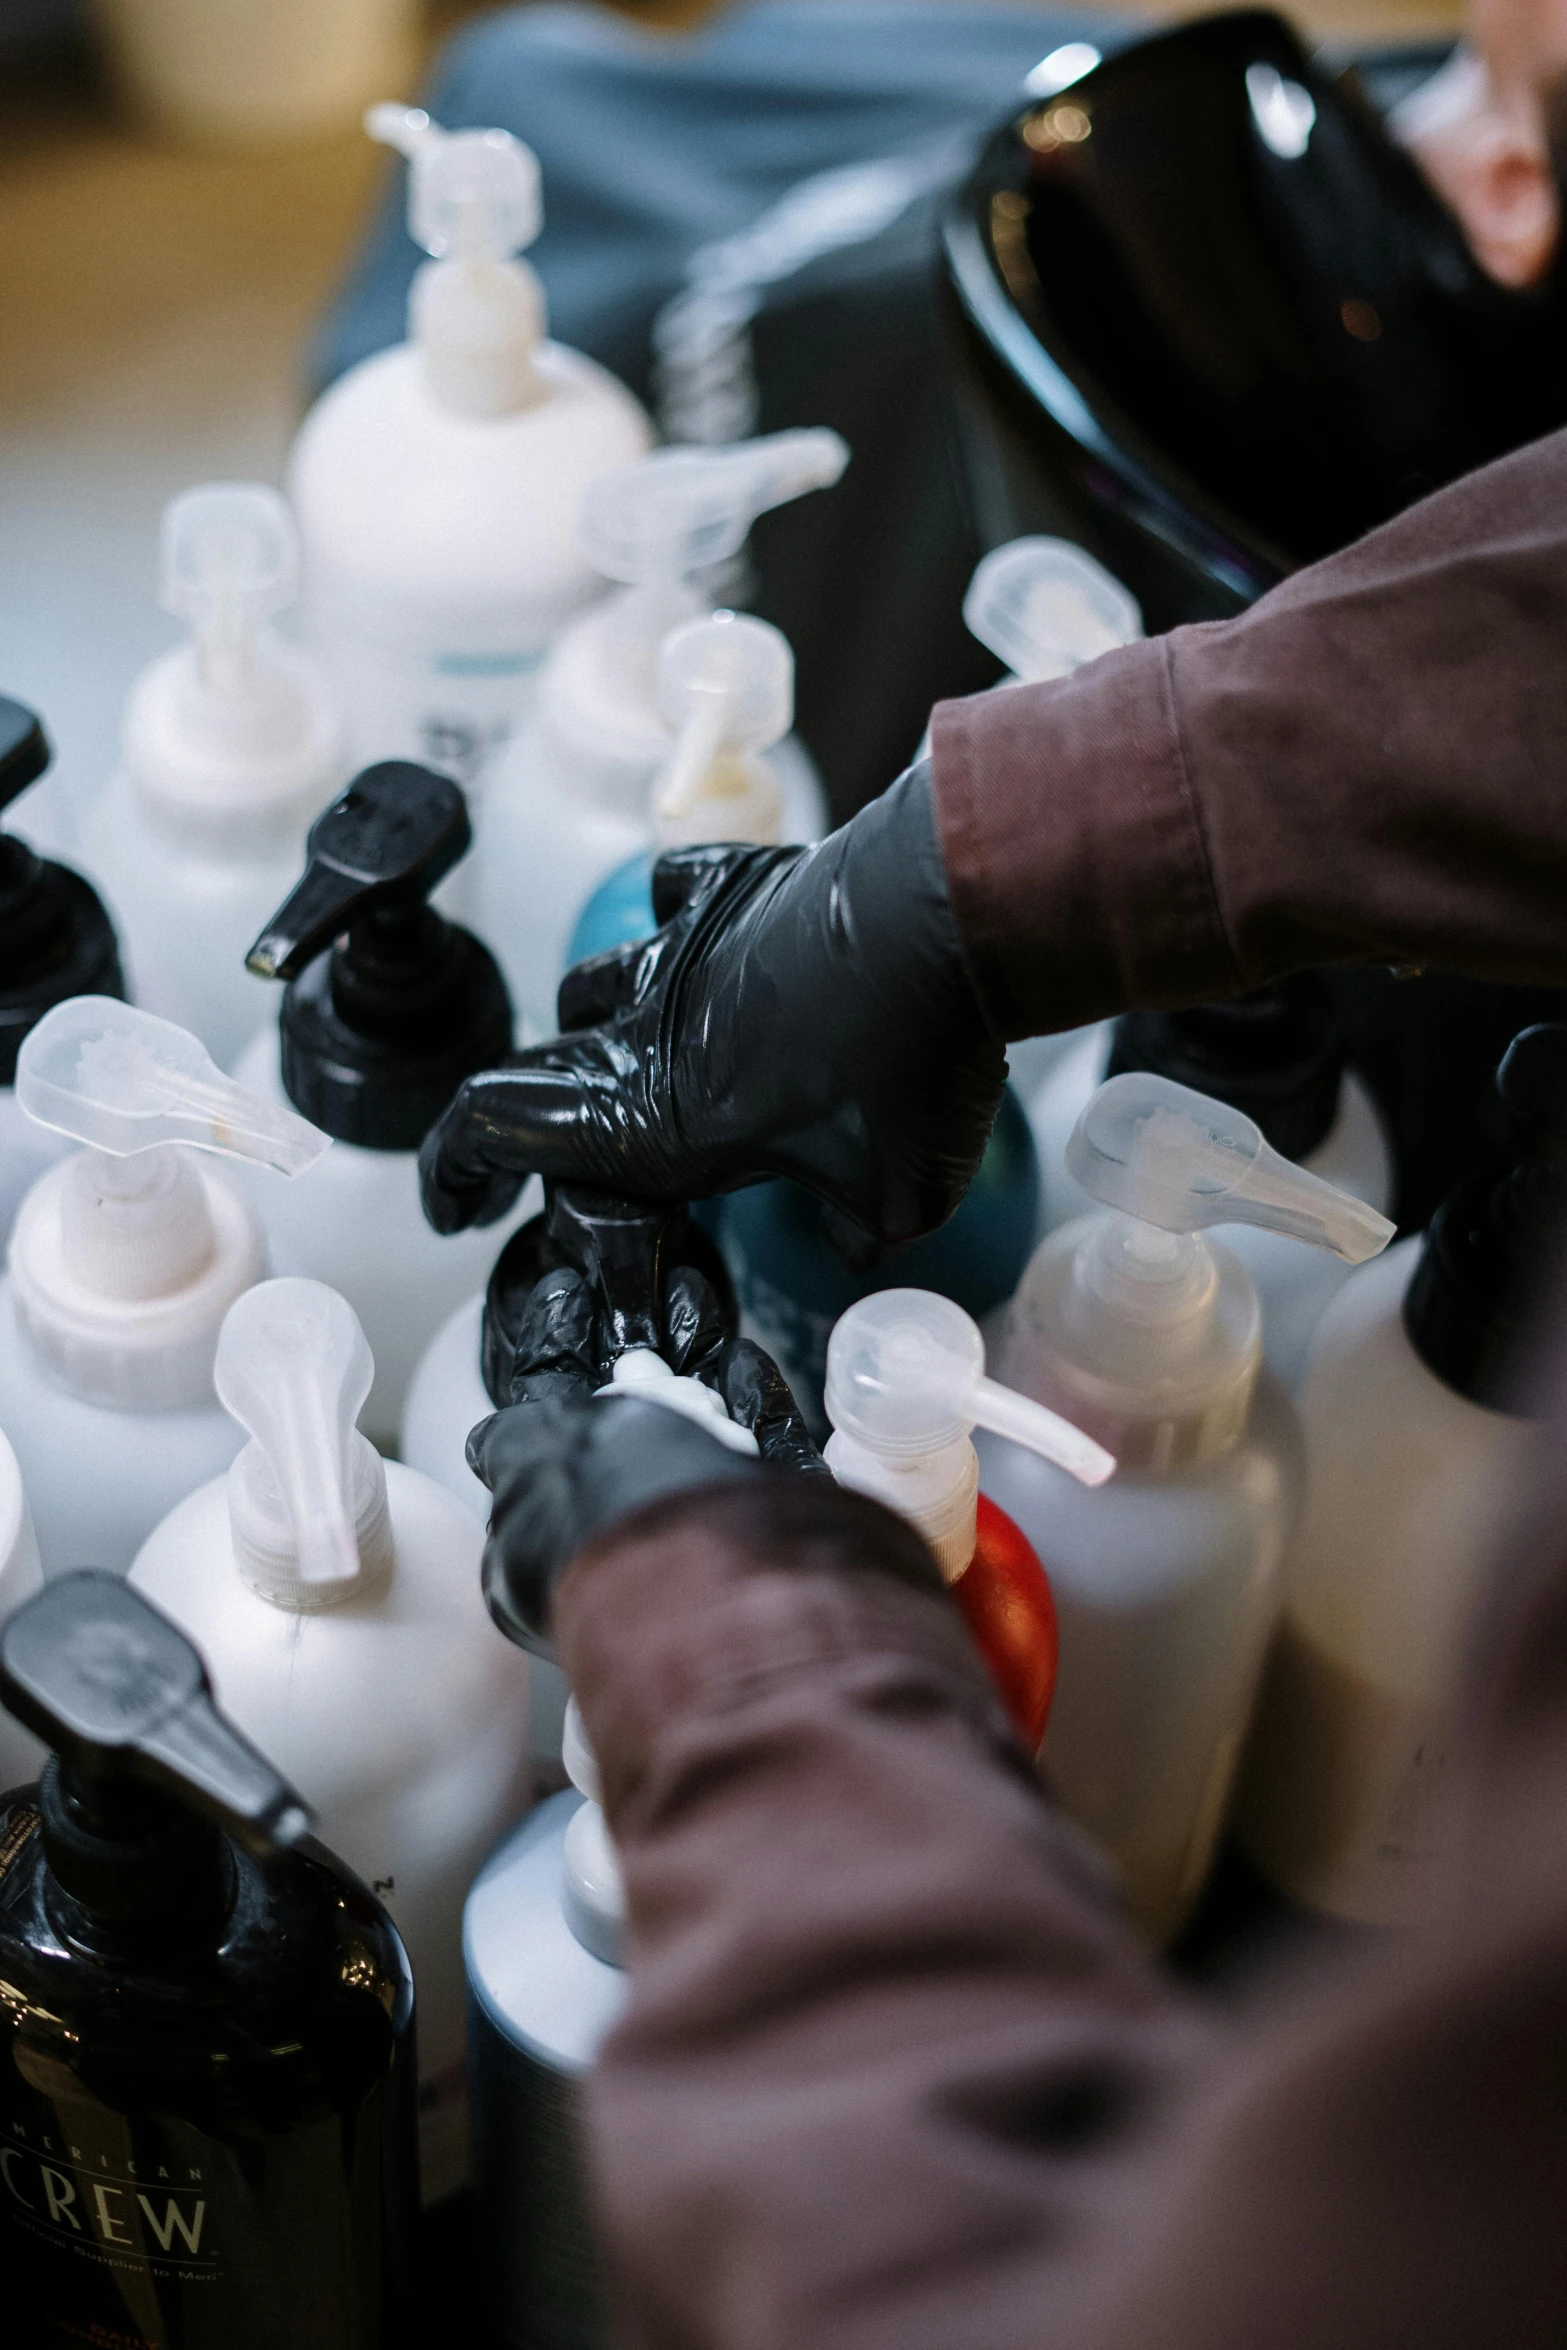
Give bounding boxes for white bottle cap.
[650,611,790,850]
[540,430,848,778]
[963,537,1143,682]
[595,1346,761,1454]
[8,1001,329,1411]
[216,1277,393,1610]
[560,1696,626,1968]
[823,1289,1113,1578]
[124,485,344,835]
[1000,1073,1397,1469]
[367,103,547,417]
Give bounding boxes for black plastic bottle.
[0,1572,419,2350]
[233,760,515,1443]
[0,695,124,1242]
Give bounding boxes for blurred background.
[0,0,1463,847]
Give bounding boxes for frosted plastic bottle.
[236,759,528,1447]
[1237,1024,1566,1926]
[0,698,124,1250]
[129,1276,532,2203]
[466,1697,627,2345]
[566,608,797,966]
[0,998,327,1579]
[977,1073,1395,1943]
[0,1428,45,1792]
[288,104,651,793]
[822,1291,1114,1752]
[477,430,845,1035]
[78,485,346,1070]
[1024,981,1395,1387]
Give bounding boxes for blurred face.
[1401,0,1567,286]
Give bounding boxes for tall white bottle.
[236,759,528,1447]
[466,1698,627,2344]
[1237,1023,1565,1926]
[79,485,346,1071]
[0,998,327,1578]
[1024,983,1394,1388]
[977,1072,1395,1944]
[0,1426,46,1792]
[476,430,845,1037]
[0,698,124,1251]
[129,1276,532,2203]
[289,103,651,792]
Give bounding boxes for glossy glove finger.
[699,1336,828,1478]
[661,1262,734,1379]
[556,937,652,1034]
[418,1050,680,1233]
[506,1264,607,1406]
[649,841,783,928]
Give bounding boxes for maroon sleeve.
[930,427,1567,1038]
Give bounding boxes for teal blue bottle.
[567,850,656,967]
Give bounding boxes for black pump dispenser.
[0,1573,419,2350]
[1105,976,1348,1164]
[0,695,123,1086]
[247,760,511,1151]
[1403,1025,1567,1410]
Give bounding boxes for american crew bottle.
[0,1572,419,2349]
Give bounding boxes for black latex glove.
[419,762,1004,1249]
[469,1256,826,1650]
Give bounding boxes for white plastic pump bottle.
[476,430,845,1034]
[288,105,651,789]
[129,1276,532,2204]
[0,1427,46,1792]
[1023,982,1394,1387]
[79,485,346,1070]
[0,999,327,1578]
[977,1072,1394,1943]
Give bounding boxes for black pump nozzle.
[0,695,124,1086]
[247,762,471,982]
[1,1573,311,1860]
[245,762,512,1151]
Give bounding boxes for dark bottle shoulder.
[0,1797,412,2110]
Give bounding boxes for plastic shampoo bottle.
[1026,979,1394,1387]
[289,103,651,790]
[822,1290,1115,1752]
[129,1275,532,2203]
[477,429,845,1035]
[0,697,124,1249]
[0,1572,419,2340]
[235,758,522,1446]
[0,997,326,1578]
[79,484,346,1070]
[978,1072,1395,1943]
[1237,1022,1567,1926]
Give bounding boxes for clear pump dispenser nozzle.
[1066,1073,1395,1260]
[652,611,791,849]
[824,1290,1113,1576]
[580,430,850,595]
[216,1277,392,1606]
[162,484,297,700]
[964,537,1143,682]
[366,103,547,416]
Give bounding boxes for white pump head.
[1065,1073,1395,1260]
[824,1289,1113,1576]
[366,103,547,416]
[580,430,850,592]
[125,484,344,827]
[963,537,1143,683]
[595,1348,760,1453]
[561,1696,626,1966]
[9,1002,328,1413]
[216,1277,392,1609]
[1000,1073,1397,1468]
[651,610,791,849]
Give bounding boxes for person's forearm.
[557,1479,1215,2350]
[931,427,1567,1039]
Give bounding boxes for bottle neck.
[226,1432,394,1612]
[39,1757,235,1950]
[823,1428,978,1581]
[410,252,548,418]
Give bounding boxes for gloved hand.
[419,763,1004,1249]
[469,1251,826,1650]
